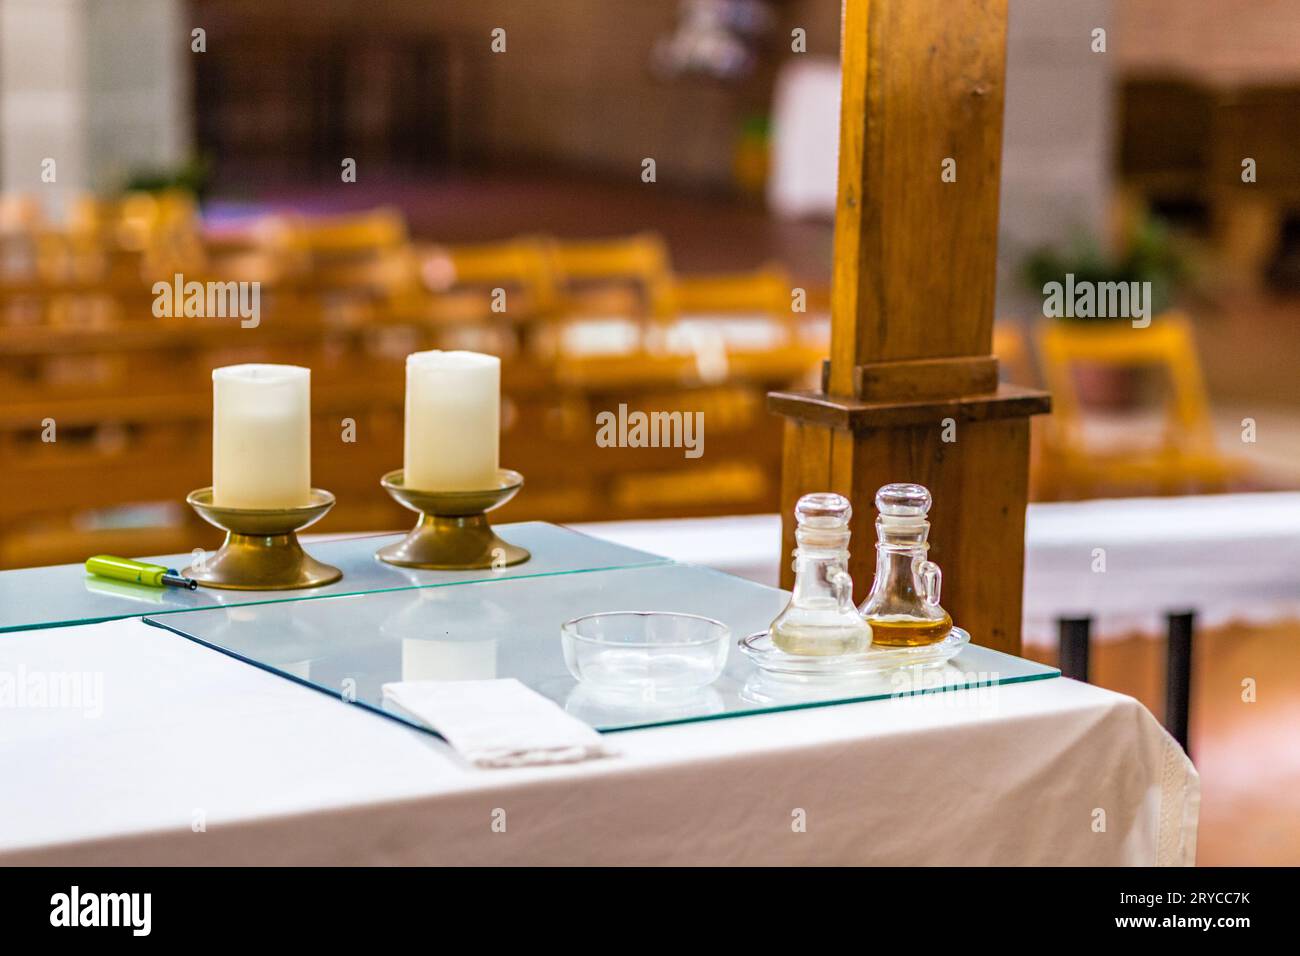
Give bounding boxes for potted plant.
[123,156,212,201]
[1021,217,1191,407]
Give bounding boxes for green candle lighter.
[85,555,198,590]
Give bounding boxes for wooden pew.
[1,205,822,567]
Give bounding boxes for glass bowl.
[561,611,730,694]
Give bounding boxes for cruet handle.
[918,560,942,606]
[827,566,855,611]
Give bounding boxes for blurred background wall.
[0,0,191,213]
[1118,0,1300,79]
[0,0,1139,285]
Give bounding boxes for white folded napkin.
[381,678,616,768]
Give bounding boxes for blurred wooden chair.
[279,207,408,260]
[0,196,46,286]
[141,212,301,286]
[993,320,1034,386]
[278,207,414,296]
[994,319,1055,500]
[69,190,200,278]
[545,233,674,317]
[0,200,819,559]
[0,394,210,568]
[1036,312,1249,497]
[0,367,412,567]
[603,382,780,516]
[69,190,199,249]
[0,191,197,290]
[665,265,816,385]
[0,195,42,232]
[541,234,675,358]
[517,375,781,519]
[415,237,555,323]
[408,237,563,355]
[671,264,791,317]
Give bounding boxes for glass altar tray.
[144,561,1060,733]
[0,523,667,633]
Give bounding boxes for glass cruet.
[857,483,953,647]
[770,493,874,656]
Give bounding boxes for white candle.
[404,350,500,491]
[212,364,311,508]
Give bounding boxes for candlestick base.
[183,488,343,590]
[376,469,531,570]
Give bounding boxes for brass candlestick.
[376,468,531,570]
[184,488,343,590]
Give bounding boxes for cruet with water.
[769,492,873,656]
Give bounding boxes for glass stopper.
[875,483,931,518]
[794,492,852,528]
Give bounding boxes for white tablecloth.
[0,618,1196,865]
[575,491,1300,645]
[1021,492,1300,641]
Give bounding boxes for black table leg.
[1165,611,1195,758]
[1058,617,1092,682]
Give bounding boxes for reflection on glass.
[145,563,1059,733]
[565,683,725,726]
[381,588,503,681]
[401,639,498,681]
[82,577,167,604]
[282,659,313,680]
[740,670,894,707]
[2,521,669,634]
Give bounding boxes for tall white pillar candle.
[404,350,500,491]
[212,364,312,508]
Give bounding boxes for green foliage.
[122,156,211,198]
[1022,217,1191,320]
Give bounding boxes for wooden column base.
[769,384,1050,655]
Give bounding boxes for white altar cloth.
[0,617,1196,865]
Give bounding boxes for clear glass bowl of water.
[561,611,730,694]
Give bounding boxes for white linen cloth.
[1020,492,1300,643]
[574,491,1300,645]
[381,678,613,768]
[0,618,1196,865]
[767,57,840,218]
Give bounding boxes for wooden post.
[769,0,1050,654]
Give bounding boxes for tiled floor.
[1214,403,1300,488]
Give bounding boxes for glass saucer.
[739,626,970,677]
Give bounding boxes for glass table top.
[0,522,668,634]
[144,561,1060,733]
